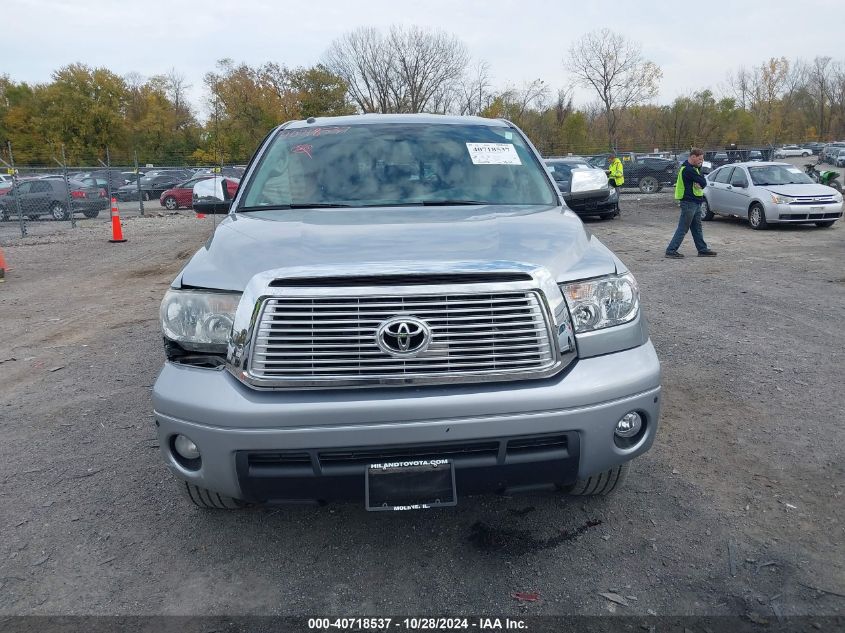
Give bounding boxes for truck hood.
[177,205,620,291]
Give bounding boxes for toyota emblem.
[376,316,432,357]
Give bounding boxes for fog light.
[615,412,642,438]
[173,434,200,460]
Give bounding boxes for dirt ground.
[0,193,842,620]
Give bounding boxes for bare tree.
[806,56,833,138]
[748,57,790,141]
[459,61,492,116]
[566,28,661,149]
[511,79,549,118]
[554,86,575,125]
[323,25,469,114]
[725,67,752,110]
[828,61,845,139]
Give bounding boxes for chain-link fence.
[0,143,243,241]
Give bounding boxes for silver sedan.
[701,162,843,229]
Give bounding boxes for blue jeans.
[666,200,709,253]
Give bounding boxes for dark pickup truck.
[588,153,677,194]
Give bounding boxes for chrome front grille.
[247,291,558,386]
[788,195,839,205]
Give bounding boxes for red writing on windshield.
[292,144,313,159]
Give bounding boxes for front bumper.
[153,341,662,503]
[771,203,842,223]
[564,192,618,216]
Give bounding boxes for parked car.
[0,177,108,221]
[803,142,826,155]
[774,145,813,158]
[545,158,618,219]
[193,166,245,179]
[588,152,677,193]
[702,162,843,229]
[121,171,144,184]
[116,174,185,201]
[832,148,845,167]
[75,169,128,192]
[821,144,842,164]
[159,177,239,210]
[154,114,662,509]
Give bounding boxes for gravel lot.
[0,192,843,620]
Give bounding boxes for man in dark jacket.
[665,148,717,258]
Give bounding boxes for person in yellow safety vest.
[607,153,624,188]
[607,153,624,218]
[665,148,717,258]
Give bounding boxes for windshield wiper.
[363,200,488,208]
[238,203,351,212]
[419,199,487,206]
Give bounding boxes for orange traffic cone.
[0,246,6,283]
[109,198,127,243]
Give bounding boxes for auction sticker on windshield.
[466,143,522,165]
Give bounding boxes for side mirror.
[192,177,233,214]
[731,181,746,188]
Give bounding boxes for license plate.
[365,460,456,511]
[810,206,824,210]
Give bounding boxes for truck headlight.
[160,289,241,352]
[559,273,639,333]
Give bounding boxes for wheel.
[599,212,616,221]
[163,196,178,211]
[748,203,768,230]
[802,152,810,157]
[564,463,630,496]
[181,481,249,509]
[82,209,100,218]
[50,201,69,221]
[638,176,659,194]
[815,221,835,228]
[143,191,151,202]
[701,199,715,220]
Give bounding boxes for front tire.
[748,203,768,230]
[50,201,69,221]
[163,196,178,211]
[639,176,659,194]
[182,481,249,509]
[802,152,810,157]
[564,463,630,496]
[701,199,714,220]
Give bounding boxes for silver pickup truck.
[153,114,661,510]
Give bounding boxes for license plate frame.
[365,460,457,511]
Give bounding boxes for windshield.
[239,123,557,209]
[749,165,813,186]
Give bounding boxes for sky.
[3,0,844,119]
